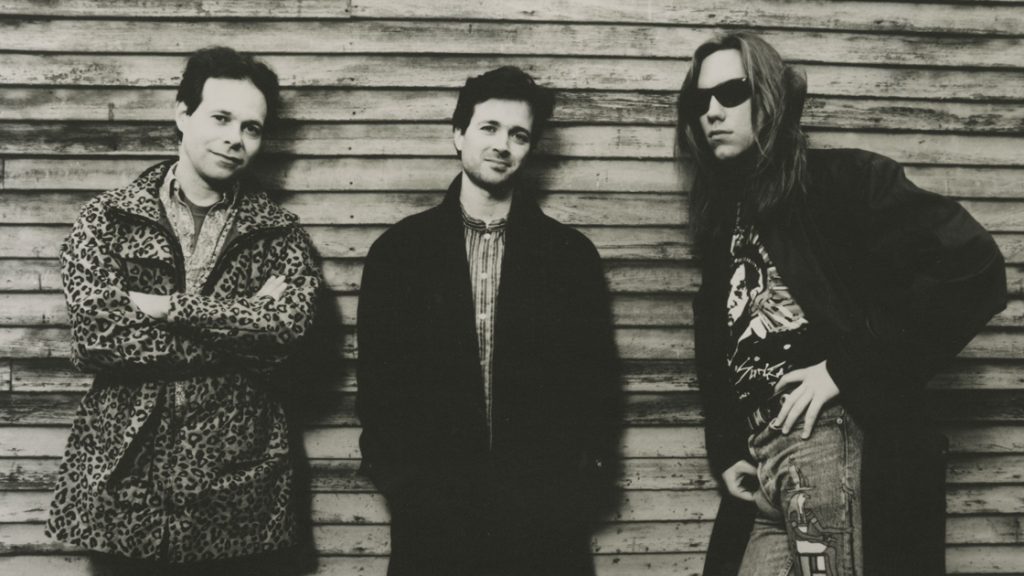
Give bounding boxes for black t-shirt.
[726,207,826,413]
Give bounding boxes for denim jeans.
[737,405,864,576]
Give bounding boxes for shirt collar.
[460,202,508,231]
[163,162,239,210]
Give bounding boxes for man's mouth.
[212,152,243,165]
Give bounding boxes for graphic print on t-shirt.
[727,212,821,410]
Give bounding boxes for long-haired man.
[677,32,1006,576]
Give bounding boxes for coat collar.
[106,160,297,236]
[439,174,545,234]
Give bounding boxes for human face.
[453,98,534,194]
[175,77,267,185]
[697,49,756,161]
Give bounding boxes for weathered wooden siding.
[0,1,1022,573]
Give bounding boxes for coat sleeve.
[825,152,1007,408]
[354,233,416,495]
[165,225,322,370]
[693,275,753,477]
[566,234,622,493]
[60,199,225,375]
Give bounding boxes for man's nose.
[705,96,726,121]
[224,125,243,147]
[493,134,511,155]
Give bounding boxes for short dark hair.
[176,46,281,133]
[452,66,555,143]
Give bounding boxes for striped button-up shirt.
[462,205,507,447]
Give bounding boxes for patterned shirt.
[462,204,508,447]
[726,205,824,413]
[159,164,239,295]
[159,166,239,408]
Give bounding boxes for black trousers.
[385,478,595,576]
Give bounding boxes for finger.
[801,398,825,440]
[781,392,812,435]
[774,368,805,392]
[731,486,756,502]
[724,475,755,502]
[771,385,804,429]
[735,460,757,476]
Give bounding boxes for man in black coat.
[356,66,620,576]
[676,33,1007,575]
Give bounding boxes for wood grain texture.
[7,158,1023,200]
[0,424,1020,461]
[2,54,1023,100]
[352,0,1024,36]
[0,3,1021,570]
[4,89,1024,134]
[2,122,1023,167]
[3,19,1024,68]
[0,0,351,18]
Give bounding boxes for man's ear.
[453,126,464,153]
[174,101,190,133]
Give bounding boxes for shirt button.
[836,417,844,424]
[478,313,487,320]
[480,272,489,279]
[483,234,491,241]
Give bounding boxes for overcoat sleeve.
[60,199,225,375]
[165,225,322,370]
[354,232,415,495]
[693,276,752,477]
[565,234,621,491]
[824,152,1007,409]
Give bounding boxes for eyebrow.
[478,119,531,135]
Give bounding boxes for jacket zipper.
[199,226,289,295]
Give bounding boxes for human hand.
[721,460,758,502]
[772,360,840,439]
[128,292,171,320]
[255,275,287,300]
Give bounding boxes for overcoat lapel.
[759,211,855,334]
[436,178,486,407]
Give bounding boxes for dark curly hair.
[176,46,281,137]
[452,66,555,144]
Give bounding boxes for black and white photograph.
[0,1,1020,575]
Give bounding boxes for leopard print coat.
[46,161,322,562]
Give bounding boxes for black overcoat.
[356,176,619,576]
[696,149,1007,576]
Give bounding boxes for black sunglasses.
[688,77,751,116]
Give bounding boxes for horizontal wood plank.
[3,20,1023,68]
[0,550,1012,576]
[4,89,1023,135]
[352,0,1024,36]
[0,0,350,18]
[2,122,1023,166]
[1,424,1021,461]
[2,55,1022,100]
[4,388,1024,428]
[3,225,1024,265]
[5,453,1022,494]
[6,158,1024,199]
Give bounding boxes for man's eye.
[480,125,497,133]
[213,115,228,123]
[511,132,530,145]
[244,124,262,137]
